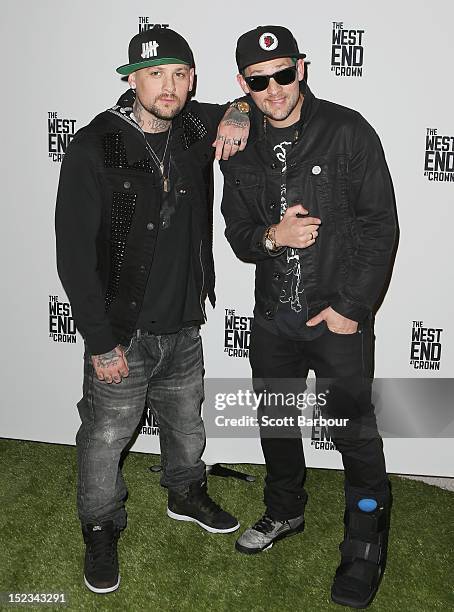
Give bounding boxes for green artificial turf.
[0,439,453,611]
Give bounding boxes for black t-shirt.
[135,130,203,334]
[256,120,325,341]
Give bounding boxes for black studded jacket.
[220,83,397,325]
[56,89,225,355]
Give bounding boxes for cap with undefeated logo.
[236,25,306,72]
[116,28,194,75]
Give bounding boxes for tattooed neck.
[133,99,170,133]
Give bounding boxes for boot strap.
[340,538,381,564]
[336,559,381,586]
[347,510,386,537]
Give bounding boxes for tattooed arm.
[92,346,129,384]
[213,105,250,161]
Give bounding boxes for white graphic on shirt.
[273,140,304,313]
[274,141,291,165]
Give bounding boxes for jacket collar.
[108,88,185,131]
[104,88,185,164]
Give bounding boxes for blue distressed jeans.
[76,326,206,529]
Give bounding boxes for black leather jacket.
[220,84,397,324]
[56,90,224,354]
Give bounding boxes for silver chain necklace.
[144,126,172,192]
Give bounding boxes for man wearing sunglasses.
[220,25,397,608]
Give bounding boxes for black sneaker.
[82,521,120,594]
[235,513,305,554]
[167,480,240,534]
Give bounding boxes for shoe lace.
[252,515,278,535]
[88,528,118,566]
[191,482,223,514]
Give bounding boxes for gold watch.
[264,226,279,251]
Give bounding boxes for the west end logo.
[424,128,454,183]
[49,295,76,343]
[224,309,253,358]
[138,19,169,33]
[331,22,365,77]
[410,321,443,371]
[48,112,76,163]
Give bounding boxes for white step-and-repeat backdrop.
[1,1,452,476]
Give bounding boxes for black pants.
[249,320,389,521]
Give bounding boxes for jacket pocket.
[224,171,266,222]
[304,155,355,275]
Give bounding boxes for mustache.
[156,94,179,101]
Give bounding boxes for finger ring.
[233,138,241,146]
[217,135,225,141]
[225,138,233,145]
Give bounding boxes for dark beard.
[148,104,182,120]
[142,94,184,121]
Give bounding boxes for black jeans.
[76,326,205,529]
[249,320,389,521]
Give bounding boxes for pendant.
[163,177,170,193]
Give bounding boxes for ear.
[128,73,136,89]
[189,67,195,92]
[296,59,305,82]
[236,73,250,95]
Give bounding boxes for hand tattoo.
[93,348,120,369]
[133,98,170,133]
[221,107,249,129]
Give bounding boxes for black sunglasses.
[244,66,298,92]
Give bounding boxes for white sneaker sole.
[167,508,240,534]
[84,574,120,594]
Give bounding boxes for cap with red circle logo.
[236,25,306,72]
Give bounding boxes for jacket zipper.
[199,240,207,322]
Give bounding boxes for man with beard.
[55,27,250,594]
[220,26,397,608]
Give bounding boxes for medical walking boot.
[331,499,390,608]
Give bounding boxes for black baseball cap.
[116,28,194,75]
[236,25,306,72]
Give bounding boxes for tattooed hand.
[91,346,129,384]
[213,106,250,161]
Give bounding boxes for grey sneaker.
[235,513,305,554]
